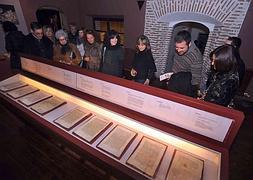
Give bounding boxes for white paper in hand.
[159,72,174,81]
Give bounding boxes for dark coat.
[236,57,245,86]
[68,32,77,45]
[5,30,25,69]
[204,72,239,106]
[167,72,194,97]
[101,46,124,77]
[131,50,157,81]
[23,33,53,60]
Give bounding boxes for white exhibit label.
[21,58,77,89]
[76,73,232,142]
[20,57,233,142]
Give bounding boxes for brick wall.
[144,0,251,76]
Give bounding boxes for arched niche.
[36,6,67,32]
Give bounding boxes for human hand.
[197,90,206,100]
[144,79,150,85]
[130,68,137,76]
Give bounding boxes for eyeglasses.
[59,38,66,41]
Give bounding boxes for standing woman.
[2,21,25,69]
[83,29,102,71]
[130,35,157,85]
[76,28,86,60]
[53,29,81,66]
[203,45,239,106]
[101,30,124,77]
[43,25,55,45]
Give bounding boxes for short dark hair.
[104,29,121,47]
[43,25,53,31]
[30,22,42,31]
[2,21,17,33]
[227,36,241,49]
[212,45,237,73]
[174,30,191,45]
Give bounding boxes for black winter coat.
[23,33,53,60]
[204,72,239,106]
[101,45,124,77]
[131,50,157,81]
[5,30,25,69]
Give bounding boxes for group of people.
[2,20,245,107]
[2,21,125,77]
[2,21,156,81]
[165,30,244,107]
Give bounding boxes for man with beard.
[167,30,203,97]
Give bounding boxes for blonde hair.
[136,35,151,52]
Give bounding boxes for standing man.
[2,21,25,69]
[168,30,203,97]
[23,22,53,59]
[68,23,78,45]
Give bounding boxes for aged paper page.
[18,91,52,106]
[98,126,136,158]
[127,137,167,177]
[54,108,90,129]
[30,96,66,115]
[0,81,27,92]
[167,150,204,180]
[7,85,39,99]
[74,116,111,142]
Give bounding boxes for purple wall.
[17,0,252,68]
[239,1,253,69]
[239,1,253,94]
[19,0,81,33]
[80,0,145,49]
[6,0,253,93]
[19,0,145,48]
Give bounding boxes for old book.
[97,125,137,159]
[166,150,204,180]
[7,85,39,99]
[18,91,52,106]
[54,108,92,130]
[30,96,66,115]
[73,116,112,143]
[0,81,27,92]
[127,137,167,177]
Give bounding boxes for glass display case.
[0,54,244,180]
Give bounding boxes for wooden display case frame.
[0,54,244,180]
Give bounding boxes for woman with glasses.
[53,29,81,66]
